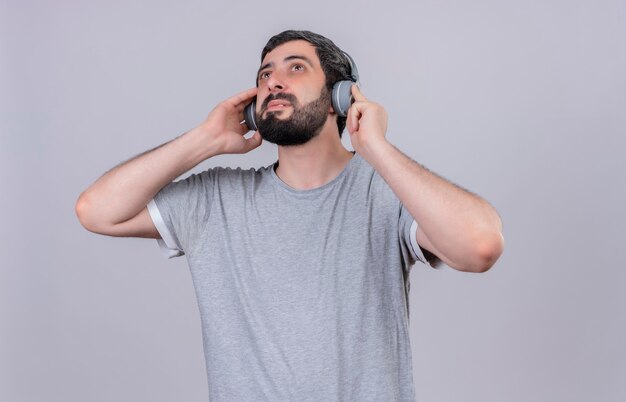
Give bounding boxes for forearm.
[361,140,503,270]
[76,128,219,228]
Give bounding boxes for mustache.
[260,93,298,113]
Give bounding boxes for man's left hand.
[346,85,388,157]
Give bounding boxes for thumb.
[351,84,367,102]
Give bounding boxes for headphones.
[243,51,359,131]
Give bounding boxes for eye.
[291,63,305,72]
[259,71,271,80]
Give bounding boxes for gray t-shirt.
[148,153,432,401]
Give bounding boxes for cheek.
[297,92,318,107]
[255,87,271,109]
[255,95,267,113]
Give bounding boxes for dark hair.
[261,30,354,136]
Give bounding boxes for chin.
[265,110,292,119]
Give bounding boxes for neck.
[274,119,354,190]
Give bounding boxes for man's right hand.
[192,87,262,155]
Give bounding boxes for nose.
[266,73,285,93]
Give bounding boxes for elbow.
[75,192,92,230]
[451,231,504,273]
[75,191,101,233]
[467,231,505,273]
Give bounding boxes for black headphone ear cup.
[243,100,257,131]
[331,81,355,117]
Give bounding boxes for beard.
[256,86,331,146]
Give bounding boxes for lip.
[266,99,291,111]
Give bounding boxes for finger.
[243,131,263,152]
[239,117,258,134]
[351,84,367,102]
[237,120,251,134]
[347,103,360,134]
[346,108,353,133]
[226,87,258,109]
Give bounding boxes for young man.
[76,30,504,401]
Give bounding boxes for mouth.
[266,99,292,112]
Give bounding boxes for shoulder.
[187,164,275,193]
[208,164,273,182]
[159,164,272,194]
[345,154,399,205]
[184,163,271,181]
[350,154,390,189]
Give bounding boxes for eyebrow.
[257,55,315,77]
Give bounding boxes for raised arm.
[75,88,261,237]
[346,86,504,273]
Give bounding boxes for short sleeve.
[147,199,184,259]
[399,204,437,269]
[147,170,214,259]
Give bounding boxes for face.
[255,40,332,146]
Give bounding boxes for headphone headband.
[342,51,359,84]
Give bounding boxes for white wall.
[1,0,624,401]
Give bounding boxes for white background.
[1,0,625,401]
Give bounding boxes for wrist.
[181,127,223,163]
[356,137,392,166]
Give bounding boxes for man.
[76,30,504,401]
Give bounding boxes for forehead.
[261,40,320,67]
